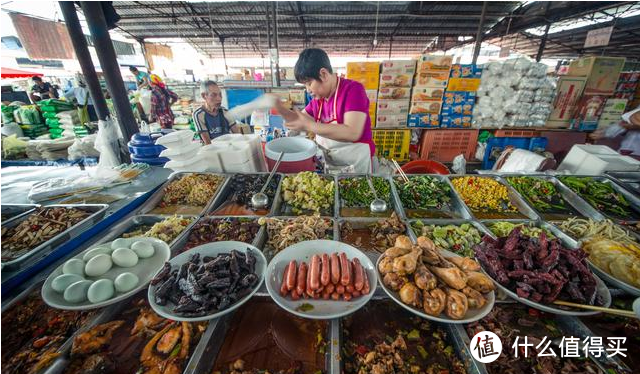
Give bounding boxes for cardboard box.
[567,56,626,95]
[443,91,476,105]
[417,55,453,71]
[377,100,410,115]
[548,76,588,122]
[446,78,481,92]
[411,87,446,101]
[289,89,306,105]
[376,114,409,128]
[601,98,628,115]
[381,60,417,74]
[347,62,380,76]
[378,86,411,100]
[410,99,443,115]
[570,95,607,131]
[545,120,571,129]
[414,71,449,88]
[441,101,475,116]
[441,115,473,128]
[450,64,482,78]
[408,113,440,128]
[379,72,414,88]
[350,75,379,90]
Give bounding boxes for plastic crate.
[372,129,411,162]
[418,129,478,162]
[494,129,540,138]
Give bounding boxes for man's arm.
[192,110,212,144]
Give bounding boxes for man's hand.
[620,121,639,131]
[589,128,606,140]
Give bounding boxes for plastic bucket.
[401,160,450,174]
[265,137,317,173]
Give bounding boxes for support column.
[272,3,281,87]
[221,38,229,76]
[81,1,138,159]
[536,23,551,62]
[472,1,488,65]
[59,1,109,120]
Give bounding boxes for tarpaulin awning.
[1,67,43,79]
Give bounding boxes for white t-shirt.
[604,105,640,155]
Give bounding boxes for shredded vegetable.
[557,217,637,245]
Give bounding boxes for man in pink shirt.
[273,48,375,173]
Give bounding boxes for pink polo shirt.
[304,78,375,156]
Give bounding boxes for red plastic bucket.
[401,160,450,174]
[265,137,317,173]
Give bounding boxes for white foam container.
[159,143,201,161]
[155,130,195,148]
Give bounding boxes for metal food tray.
[1,203,39,225]
[258,216,338,260]
[271,173,338,217]
[391,174,473,220]
[137,172,229,216]
[1,204,109,270]
[556,175,640,222]
[205,172,284,216]
[1,278,109,374]
[42,290,220,374]
[183,296,332,374]
[407,218,493,255]
[606,171,640,195]
[337,216,412,264]
[102,214,198,250]
[334,300,484,374]
[501,174,605,221]
[448,174,540,221]
[336,174,400,218]
[171,215,265,255]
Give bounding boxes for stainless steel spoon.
[367,175,388,213]
[251,151,284,209]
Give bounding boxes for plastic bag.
[94,118,121,168]
[1,134,27,159]
[452,154,467,174]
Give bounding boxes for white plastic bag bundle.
[452,154,467,174]
[68,134,100,160]
[94,118,121,168]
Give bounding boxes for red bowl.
[400,160,450,175]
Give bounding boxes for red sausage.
[339,253,352,286]
[280,264,290,297]
[336,284,345,295]
[325,283,335,294]
[346,285,355,294]
[331,292,340,300]
[352,290,361,298]
[291,289,300,301]
[296,262,308,296]
[343,292,353,301]
[310,255,321,290]
[312,292,320,300]
[306,262,315,298]
[330,253,340,285]
[286,260,297,291]
[322,290,331,300]
[321,253,330,286]
[361,269,370,295]
[352,258,365,291]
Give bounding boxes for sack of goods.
[35,137,75,161]
[473,58,556,128]
[68,134,100,160]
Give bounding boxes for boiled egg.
[63,280,93,303]
[85,254,113,277]
[111,238,130,249]
[83,245,113,262]
[114,272,139,293]
[52,274,85,293]
[87,279,115,303]
[131,241,154,259]
[62,258,85,277]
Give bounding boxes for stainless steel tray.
[407,218,492,256]
[184,296,332,374]
[271,173,338,217]
[391,174,473,220]
[102,214,198,250]
[556,175,640,222]
[1,278,108,374]
[1,204,109,270]
[606,171,640,195]
[336,174,400,218]
[501,174,605,221]
[137,172,229,216]
[337,216,411,265]
[448,174,540,221]
[205,172,284,216]
[259,216,338,262]
[1,203,39,225]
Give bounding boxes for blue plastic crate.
[483,137,531,169]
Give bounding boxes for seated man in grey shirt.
[193,80,238,144]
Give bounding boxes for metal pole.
[81,1,138,152]
[221,38,229,75]
[59,1,109,120]
[472,1,488,65]
[266,4,275,85]
[272,3,281,87]
[536,23,551,62]
[388,37,393,59]
[138,38,152,70]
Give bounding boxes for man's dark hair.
[129,66,138,72]
[32,76,42,82]
[200,80,219,95]
[294,48,333,83]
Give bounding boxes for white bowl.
[377,248,496,324]
[42,237,170,310]
[148,241,266,322]
[265,239,377,320]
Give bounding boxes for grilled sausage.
[310,255,321,290]
[330,253,341,284]
[286,260,297,291]
[321,253,330,286]
[361,268,370,295]
[280,263,290,297]
[339,253,352,286]
[296,262,308,296]
[352,258,365,291]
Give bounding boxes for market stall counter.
[1,165,172,295]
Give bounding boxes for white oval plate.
[377,248,495,324]
[265,239,377,320]
[148,241,266,322]
[42,237,170,310]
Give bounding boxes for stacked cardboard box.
[613,71,639,107]
[597,98,629,129]
[346,62,381,127]
[408,55,452,128]
[439,64,482,128]
[366,89,378,127]
[376,60,415,128]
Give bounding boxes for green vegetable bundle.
[506,176,568,213]
[488,221,555,239]
[282,172,334,215]
[560,176,632,218]
[411,222,481,257]
[394,176,452,210]
[339,177,390,207]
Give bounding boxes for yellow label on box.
[446,78,481,92]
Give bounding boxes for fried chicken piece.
[465,271,495,293]
[394,235,413,250]
[384,246,412,259]
[429,266,468,290]
[399,282,422,308]
[392,247,423,275]
[72,321,125,356]
[445,289,469,320]
[446,256,481,272]
[423,288,447,316]
[131,307,165,335]
[461,286,487,309]
[417,236,436,252]
[414,264,437,291]
[378,255,394,275]
[383,272,407,291]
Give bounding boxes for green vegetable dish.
[394,176,454,218]
[411,222,482,258]
[560,176,639,219]
[488,221,555,239]
[339,177,392,217]
[281,172,335,215]
[506,176,578,217]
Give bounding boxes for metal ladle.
[251,151,284,209]
[367,175,388,213]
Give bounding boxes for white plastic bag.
[94,118,121,168]
[452,154,467,174]
[475,142,487,161]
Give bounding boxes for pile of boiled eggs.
[51,238,155,304]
